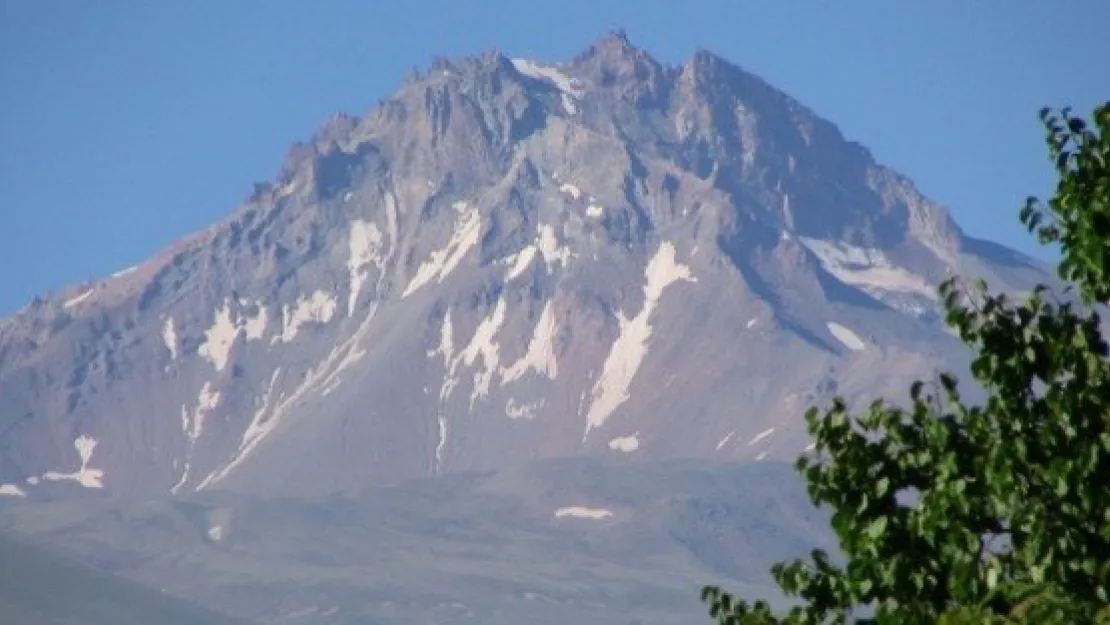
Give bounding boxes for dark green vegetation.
[702,103,1110,624]
[0,532,251,625]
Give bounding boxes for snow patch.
[278,291,337,343]
[0,484,26,497]
[321,377,343,397]
[505,398,544,420]
[111,265,138,278]
[584,241,695,436]
[554,506,612,520]
[348,217,385,316]
[536,224,572,272]
[560,93,578,115]
[198,368,281,491]
[455,297,508,407]
[826,321,867,351]
[198,300,271,369]
[242,306,268,341]
[430,309,455,372]
[510,59,583,95]
[63,288,94,309]
[435,415,448,472]
[203,188,402,488]
[275,180,299,198]
[403,202,482,297]
[501,300,558,384]
[559,183,582,200]
[42,435,104,489]
[187,383,220,440]
[799,237,936,299]
[608,433,640,453]
[172,382,222,494]
[510,58,583,114]
[716,430,735,451]
[748,427,775,446]
[198,304,239,372]
[504,224,571,281]
[586,203,604,218]
[745,317,758,329]
[506,246,538,281]
[429,310,458,473]
[163,317,179,360]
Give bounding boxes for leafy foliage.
[702,101,1110,624]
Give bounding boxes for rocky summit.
[0,33,1050,502]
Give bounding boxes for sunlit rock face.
[0,33,1050,500]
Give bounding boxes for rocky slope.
[0,32,1050,501]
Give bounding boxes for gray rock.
[0,33,1051,503]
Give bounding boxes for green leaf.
[700,101,1110,624]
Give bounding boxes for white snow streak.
[430,310,457,473]
[163,317,179,360]
[503,224,571,281]
[347,217,385,317]
[584,241,695,436]
[827,321,867,351]
[500,300,558,384]
[63,289,94,309]
[172,382,222,494]
[716,430,736,451]
[403,202,482,297]
[435,415,448,471]
[186,383,220,441]
[748,427,775,446]
[430,309,455,375]
[554,506,613,520]
[278,291,337,343]
[506,246,538,281]
[456,297,508,407]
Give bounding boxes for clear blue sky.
[1,1,1107,315]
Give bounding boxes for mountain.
[0,30,1056,624]
[0,33,1049,501]
[0,530,252,625]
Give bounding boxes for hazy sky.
[1,1,1107,315]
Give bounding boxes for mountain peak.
[569,30,667,103]
[0,36,1049,507]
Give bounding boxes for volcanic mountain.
[0,32,1049,502]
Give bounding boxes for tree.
[701,101,1110,624]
